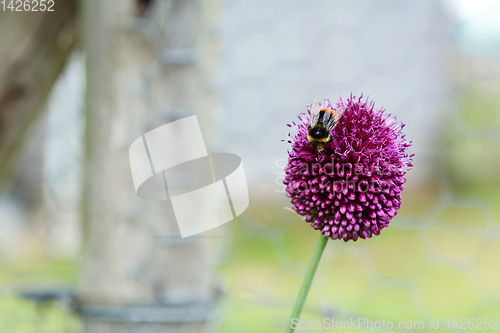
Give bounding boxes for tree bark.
[0,1,78,189]
[80,0,221,331]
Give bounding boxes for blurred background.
[0,0,499,331]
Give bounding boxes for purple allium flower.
[283,94,413,242]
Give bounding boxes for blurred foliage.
[458,86,500,130]
[447,84,500,196]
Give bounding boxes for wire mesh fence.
[0,0,499,332]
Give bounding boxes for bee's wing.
[309,99,322,127]
[334,106,347,122]
[325,106,347,131]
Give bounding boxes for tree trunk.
[0,1,78,189]
[80,0,221,331]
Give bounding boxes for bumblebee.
[307,99,347,151]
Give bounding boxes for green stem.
[286,234,329,333]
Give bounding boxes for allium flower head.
[284,94,413,242]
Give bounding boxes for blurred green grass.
[0,259,80,332]
[218,197,500,332]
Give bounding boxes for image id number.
[1,0,54,11]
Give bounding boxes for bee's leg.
[321,135,333,154]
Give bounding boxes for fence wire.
[1,0,500,332]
